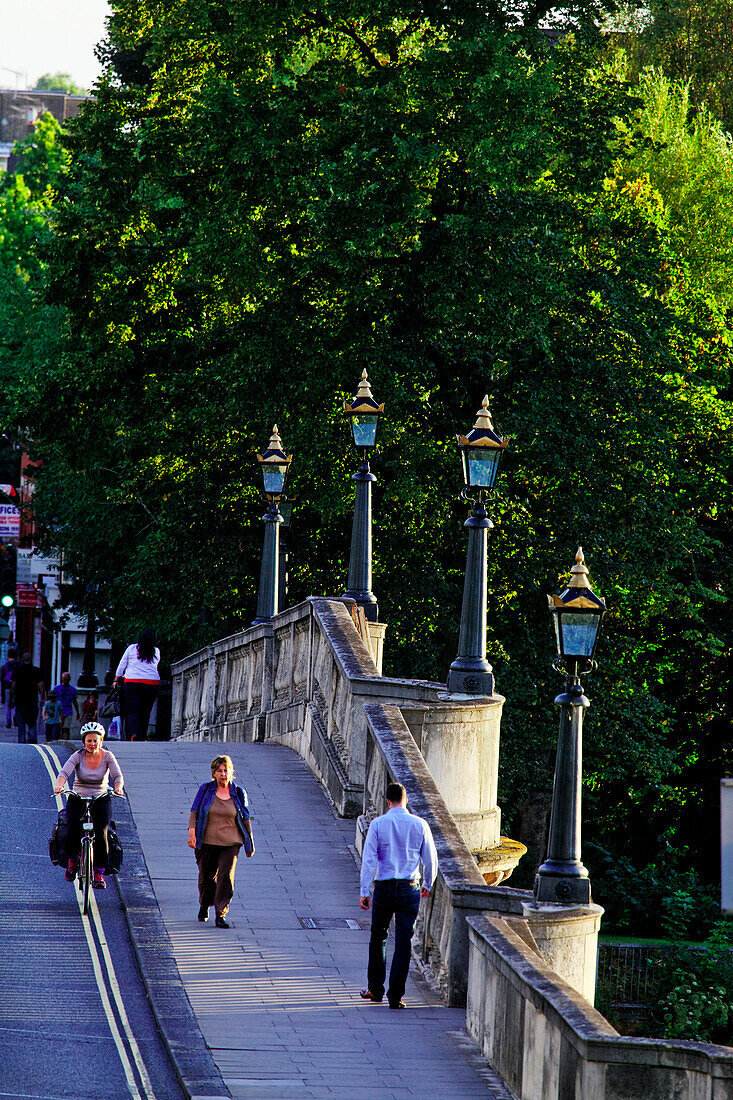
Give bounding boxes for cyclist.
[54,722,124,889]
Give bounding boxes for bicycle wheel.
[81,838,92,915]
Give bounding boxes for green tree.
[610,1,733,133]
[34,72,86,95]
[10,0,733,925]
[0,115,66,447]
[614,69,733,310]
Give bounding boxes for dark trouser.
[196,843,240,917]
[66,792,112,871]
[123,682,159,741]
[367,878,421,1006]
[16,706,38,744]
[45,723,59,742]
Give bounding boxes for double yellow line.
[36,743,157,1100]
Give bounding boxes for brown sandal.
[360,989,383,1003]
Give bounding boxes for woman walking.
[113,628,160,740]
[187,755,254,928]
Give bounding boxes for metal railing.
[596,941,668,1007]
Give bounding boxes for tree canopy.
[34,72,86,95]
[4,0,732,931]
[615,1,733,133]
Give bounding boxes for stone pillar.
[203,648,216,733]
[171,669,185,737]
[420,695,504,852]
[521,900,604,1005]
[365,621,387,675]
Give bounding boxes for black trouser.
[66,792,112,871]
[123,682,159,740]
[367,878,421,1006]
[196,844,240,917]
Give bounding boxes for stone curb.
[111,790,231,1100]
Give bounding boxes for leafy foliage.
[2,0,732,938]
[616,68,733,309]
[655,921,733,1043]
[613,1,733,133]
[34,72,87,95]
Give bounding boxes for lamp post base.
[446,667,494,695]
[534,865,591,906]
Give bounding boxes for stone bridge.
[172,596,733,1099]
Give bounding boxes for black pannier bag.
[106,826,123,874]
[49,808,70,866]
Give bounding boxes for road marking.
[36,743,156,1100]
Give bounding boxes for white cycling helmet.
[80,721,105,739]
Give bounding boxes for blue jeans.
[367,878,421,1006]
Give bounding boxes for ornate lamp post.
[447,395,508,695]
[342,369,384,622]
[534,547,606,905]
[252,425,292,626]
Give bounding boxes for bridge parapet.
[171,598,445,816]
[361,700,529,1005]
[467,914,733,1098]
[172,598,733,1088]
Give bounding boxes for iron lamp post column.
[447,502,494,694]
[447,395,507,696]
[534,547,606,905]
[252,425,292,627]
[344,459,378,620]
[534,671,591,903]
[252,501,283,626]
[342,370,384,623]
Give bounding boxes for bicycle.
[58,787,123,915]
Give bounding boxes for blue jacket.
[190,780,251,850]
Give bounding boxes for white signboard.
[16,548,32,583]
[0,503,20,540]
[723,780,733,913]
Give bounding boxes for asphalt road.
[0,741,186,1100]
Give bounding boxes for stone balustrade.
[171,594,733,1094]
[466,914,733,1099]
[171,597,444,816]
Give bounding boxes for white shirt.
[360,806,438,897]
[116,644,161,682]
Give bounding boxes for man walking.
[11,653,45,744]
[359,782,438,1010]
[1,646,20,727]
[53,670,80,734]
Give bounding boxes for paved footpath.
[113,740,512,1099]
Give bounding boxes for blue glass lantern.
[457,395,507,493]
[344,370,384,451]
[256,425,292,499]
[548,548,606,663]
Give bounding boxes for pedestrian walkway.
[114,741,510,1099]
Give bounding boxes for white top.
[116,643,161,683]
[359,806,438,896]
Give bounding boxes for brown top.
[189,795,242,848]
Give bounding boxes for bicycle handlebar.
[54,787,124,800]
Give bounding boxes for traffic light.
[0,545,16,610]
